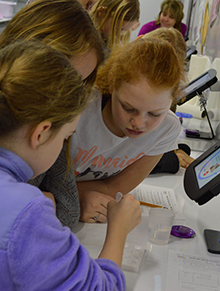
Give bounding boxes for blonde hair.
[96,37,184,101]
[0,0,104,89]
[155,0,184,31]
[90,0,140,50]
[0,40,87,138]
[142,28,187,112]
[142,27,186,65]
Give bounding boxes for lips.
[126,128,144,136]
[161,23,170,28]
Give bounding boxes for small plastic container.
[147,208,175,245]
[176,112,193,128]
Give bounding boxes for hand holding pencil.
[116,192,167,209]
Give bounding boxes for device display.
[194,147,220,189]
[185,45,197,61]
[184,141,220,205]
[177,69,218,105]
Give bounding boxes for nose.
[131,115,147,129]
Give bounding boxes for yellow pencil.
[139,201,167,209]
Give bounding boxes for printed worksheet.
[130,184,184,219]
[166,250,220,291]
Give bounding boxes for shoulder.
[138,21,157,36]
[180,23,187,36]
[163,110,181,132]
[74,89,102,130]
[83,88,102,113]
[144,111,181,155]
[153,110,181,140]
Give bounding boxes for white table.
[74,145,220,291]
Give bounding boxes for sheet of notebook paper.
[130,184,184,219]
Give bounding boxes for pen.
[139,201,167,209]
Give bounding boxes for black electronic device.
[177,69,218,105]
[184,141,220,205]
[204,229,220,254]
[185,45,197,61]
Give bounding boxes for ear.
[30,121,52,150]
[97,6,107,18]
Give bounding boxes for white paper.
[130,184,184,219]
[166,250,220,291]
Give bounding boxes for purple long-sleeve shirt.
[0,147,125,291]
[137,20,187,37]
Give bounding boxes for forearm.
[98,195,142,266]
[77,154,162,198]
[98,226,127,267]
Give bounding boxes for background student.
[70,37,185,223]
[138,0,187,37]
[0,39,142,291]
[0,0,105,227]
[90,0,140,54]
[141,27,194,174]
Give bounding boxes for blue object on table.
[175,112,193,125]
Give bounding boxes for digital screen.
[184,73,210,96]
[194,147,220,189]
[186,47,196,59]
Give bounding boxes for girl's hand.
[175,149,194,169]
[79,190,114,223]
[107,194,142,235]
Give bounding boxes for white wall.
[130,0,161,41]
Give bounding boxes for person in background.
[70,37,185,223]
[138,0,187,37]
[141,27,194,174]
[90,0,140,54]
[120,20,140,45]
[0,39,142,291]
[0,0,105,228]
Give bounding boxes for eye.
[122,104,136,113]
[149,112,161,118]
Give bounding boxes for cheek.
[148,114,168,131]
[170,19,176,26]
[114,108,126,124]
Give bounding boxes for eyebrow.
[119,98,168,112]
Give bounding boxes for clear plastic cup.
[147,208,175,245]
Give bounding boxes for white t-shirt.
[71,90,181,181]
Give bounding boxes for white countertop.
[74,130,220,291]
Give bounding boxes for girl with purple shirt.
[0,40,141,291]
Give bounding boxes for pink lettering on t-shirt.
[73,146,145,169]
